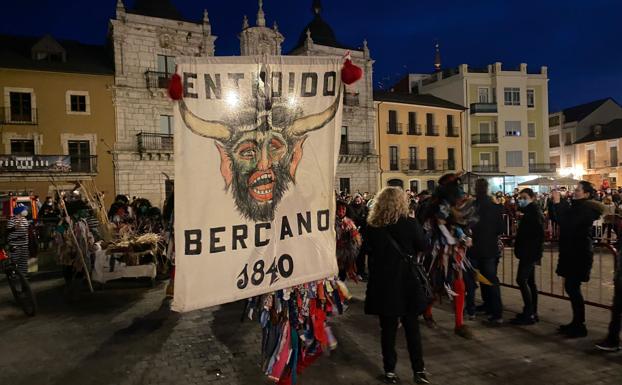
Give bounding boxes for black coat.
[364,217,426,316]
[347,203,368,230]
[553,199,604,282]
[468,196,504,261]
[514,202,545,262]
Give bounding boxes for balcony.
[471,133,499,144]
[0,155,97,173]
[470,103,498,114]
[386,123,403,135]
[528,163,556,173]
[145,71,172,89]
[425,125,439,136]
[407,124,422,135]
[1,107,38,125]
[137,132,174,153]
[446,127,460,137]
[399,159,449,173]
[472,164,500,173]
[339,141,370,156]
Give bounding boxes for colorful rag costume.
[335,215,362,279]
[418,174,478,333]
[245,279,351,384]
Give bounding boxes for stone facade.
[239,1,284,56]
[110,1,216,206]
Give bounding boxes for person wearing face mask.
[6,204,31,275]
[511,188,545,325]
[551,181,604,338]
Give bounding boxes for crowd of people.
[335,176,622,384]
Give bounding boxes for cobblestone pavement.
[0,277,620,385]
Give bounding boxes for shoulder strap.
[385,230,408,259]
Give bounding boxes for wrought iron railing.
[472,164,500,173]
[137,132,174,152]
[528,163,556,173]
[400,159,449,172]
[446,127,459,137]
[425,125,439,136]
[339,141,370,156]
[472,133,499,144]
[145,71,173,89]
[386,122,403,134]
[470,103,498,114]
[407,124,422,135]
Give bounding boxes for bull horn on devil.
[287,87,342,137]
[179,99,232,142]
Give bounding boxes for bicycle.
[0,249,37,316]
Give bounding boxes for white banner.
[173,56,342,312]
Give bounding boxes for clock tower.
[239,0,284,56]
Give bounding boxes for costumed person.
[595,235,622,352]
[108,194,130,226]
[348,193,369,279]
[550,181,604,338]
[6,204,31,275]
[364,187,429,384]
[418,173,478,338]
[56,200,96,286]
[336,200,362,281]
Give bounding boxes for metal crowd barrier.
[498,237,618,310]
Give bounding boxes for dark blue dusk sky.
[2,0,621,112]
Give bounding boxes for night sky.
[2,0,621,112]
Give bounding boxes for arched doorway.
[387,179,404,189]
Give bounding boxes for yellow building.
[374,92,465,192]
[0,34,115,206]
[573,119,622,188]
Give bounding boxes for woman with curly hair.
[364,187,429,384]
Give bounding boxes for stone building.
[289,1,378,194]
[238,0,378,194]
[109,0,216,206]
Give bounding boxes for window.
[448,148,456,170]
[551,155,561,168]
[339,178,351,194]
[426,180,436,192]
[389,146,399,170]
[550,134,560,147]
[587,149,595,169]
[70,95,87,112]
[426,113,437,135]
[408,147,417,169]
[610,146,618,167]
[480,152,491,165]
[340,126,348,154]
[157,55,175,74]
[565,154,572,168]
[9,92,33,122]
[409,180,419,193]
[564,132,572,145]
[528,152,536,165]
[160,115,174,150]
[549,115,560,127]
[505,121,521,136]
[388,110,400,133]
[68,140,91,173]
[408,112,418,135]
[528,122,536,138]
[446,115,456,136]
[10,139,35,156]
[527,89,535,108]
[506,151,523,167]
[426,147,435,170]
[504,87,520,106]
[160,115,173,135]
[478,87,489,103]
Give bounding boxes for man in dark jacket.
[511,188,545,325]
[551,181,604,338]
[595,242,622,352]
[348,193,369,279]
[467,179,505,324]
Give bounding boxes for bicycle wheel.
[7,269,37,316]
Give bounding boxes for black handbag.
[386,232,433,315]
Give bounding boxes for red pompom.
[341,59,363,85]
[168,73,183,100]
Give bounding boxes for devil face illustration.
[180,87,340,222]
